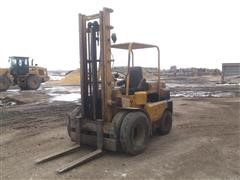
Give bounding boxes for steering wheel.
[112,71,127,87]
[112,71,126,81]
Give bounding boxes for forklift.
[35,8,172,173]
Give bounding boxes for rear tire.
[157,110,172,135]
[0,76,10,91]
[27,75,41,90]
[120,111,150,155]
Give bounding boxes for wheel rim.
[28,77,39,89]
[32,79,37,86]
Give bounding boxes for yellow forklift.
[36,8,172,173]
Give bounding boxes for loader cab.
[9,56,29,76]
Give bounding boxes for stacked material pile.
[56,69,80,85]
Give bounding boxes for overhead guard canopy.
[111,42,158,50]
[111,42,161,96]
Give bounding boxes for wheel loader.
[0,56,49,91]
[35,8,172,173]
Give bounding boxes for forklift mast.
[79,8,113,122]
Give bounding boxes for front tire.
[0,76,10,91]
[120,111,150,155]
[27,75,41,90]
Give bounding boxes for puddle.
[46,86,81,102]
[171,90,236,98]
[50,93,80,102]
[167,83,209,88]
[1,82,238,105]
[7,89,20,93]
[216,83,240,86]
[0,97,25,107]
[211,92,234,97]
[168,82,240,98]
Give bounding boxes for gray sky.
[0,0,239,70]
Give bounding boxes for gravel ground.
[0,84,239,179]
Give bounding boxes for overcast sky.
[0,0,239,70]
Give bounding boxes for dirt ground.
[0,84,240,179]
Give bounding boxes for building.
[222,63,240,82]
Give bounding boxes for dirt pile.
[54,69,80,85]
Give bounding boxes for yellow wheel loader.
[36,8,172,173]
[0,56,49,91]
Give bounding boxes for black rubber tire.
[157,110,172,135]
[120,111,150,155]
[111,111,129,151]
[27,75,41,90]
[112,111,128,139]
[0,76,10,91]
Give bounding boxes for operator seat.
[129,66,148,94]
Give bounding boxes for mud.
[165,76,240,98]
[0,78,240,179]
[170,84,240,97]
